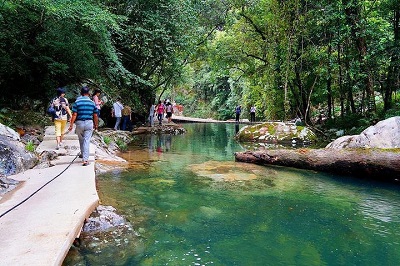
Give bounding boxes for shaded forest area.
[0,0,399,132]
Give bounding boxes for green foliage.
[103,136,111,145]
[0,0,126,108]
[324,114,373,135]
[0,0,399,125]
[383,107,400,119]
[25,141,35,153]
[0,108,11,127]
[115,138,127,151]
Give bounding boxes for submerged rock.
[83,205,127,233]
[64,205,143,266]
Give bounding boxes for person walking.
[52,88,72,150]
[92,89,103,115]
[250,105,256,123]
[121,104,132,131]
[156,100,165,125]
[148,104,155,127]
[165,100,173,123]
[235,105,242,123]
[112,97,123,130]
[68,87,99,166]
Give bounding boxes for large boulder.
[0,123,20,141]
[326,116,400,149]
[0,123,38,177]
[235,122,317,144]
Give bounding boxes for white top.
[113,101,123,117]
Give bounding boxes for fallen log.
[234,148,400,181]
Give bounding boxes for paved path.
[0,126,98,266]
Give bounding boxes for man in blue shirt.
[68,87,99,166]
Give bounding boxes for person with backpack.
[121,104,132,131]
[235,105,242,123]
[52,88,72,150]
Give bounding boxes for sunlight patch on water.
[190,161,259,181]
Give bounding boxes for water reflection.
[148,134,172,153]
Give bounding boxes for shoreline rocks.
[235,116,400,181]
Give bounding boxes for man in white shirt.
[112,98,123,130]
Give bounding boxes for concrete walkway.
[0,126,99,266]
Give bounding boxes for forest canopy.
[0,0,399,126]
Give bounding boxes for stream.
[64,123,400,266]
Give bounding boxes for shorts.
[54,119,67,137]
[166,112,172,118]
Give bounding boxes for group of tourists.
[50,87,129,167]
[149,99,174,126]
[49,86,99,166]
[50,85,258,166]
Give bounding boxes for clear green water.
[72,123,400,265]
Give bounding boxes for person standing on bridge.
[235,105,242,123]
[156,100,165,125]
[250,105,256,123]
[68,87,99,166]
[165,100,173,123]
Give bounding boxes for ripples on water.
[64,123,400,266]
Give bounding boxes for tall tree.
[0,0,125,108]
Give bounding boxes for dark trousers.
[235,113,240,122]
[121,115,132,131]
[250,112,255,122]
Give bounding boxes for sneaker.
[78,153,83,158]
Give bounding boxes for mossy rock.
[235,122,317,144]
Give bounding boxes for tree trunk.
[337,42,345,117]
[235,149,400,182]
[327,40,333,119]
[384,9,400,111]
[343,0,375,113]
